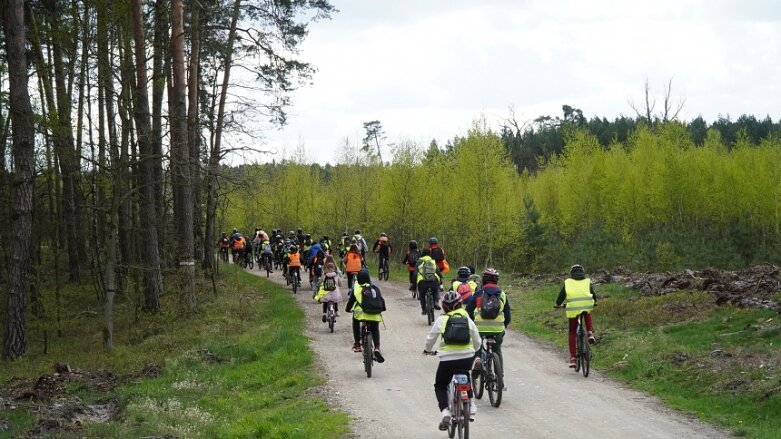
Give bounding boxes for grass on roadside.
[0,264,349,439]
[510,279,781,439]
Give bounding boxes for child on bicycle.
[345,269,385,362]
[424,292,481,430]
[402,240,420,291]
[314,261,342,319]
[284,245,302,284]
[555,264,597,368]
[342,243,364,289]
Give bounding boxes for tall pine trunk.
[169,0,196,310]
[204,0,241,271]
[131,0,164,312]
[2,0,35,359]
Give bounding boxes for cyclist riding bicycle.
[314,261,343,319]
[416,248,442,314]
[353,230,368,261]
[345,268,386,361]
[231,233,246,264]
[342,243,364,289]
[424,291,481,430]
[260,238,274,272]
[555,264,597,368]
[217,232,230,260]
[465,268,511,390]
[402,240,421,292]
[285,245,302,285]
[373,232,392,272]
[427,237,448,273]
[451,266,478,303]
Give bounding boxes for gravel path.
[256,268,731,439]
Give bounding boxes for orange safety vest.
[232,237,245,250]
[345,252,362,273]
[288,252,301,267]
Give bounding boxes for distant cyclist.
[465,268,511,390]
[373,232,392,273]
[451,266,477,303]
[342,244,364,289]
[402,240,421,291]
[217,232,230,260]
[352,230,369,261]
[427,237,448,273]
[416,248,442,314]
[284,245,302,285]
[424,291,481,430]
[555,264,597,368]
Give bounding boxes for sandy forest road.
[255,268,730,439]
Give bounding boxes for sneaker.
[438,408,451,431]
[469,400,477,418]
[433,305,442,310]
[321,314,327,323]
[373,349,385,363]
[568,357,577,368]
[588,331,596,345]
[421,310,427,315]
[409,285,415,291]
[352,344,362,353]
[502,383,508,391]
[335,312,340,317]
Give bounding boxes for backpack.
[443,314,471,344]
[322,275,337,291]
[479,289,502,320]
[407,250,420,267]
[430,247,444,262]
[359,285,385,314]
[456,281,472,301]
[421,260,438,282]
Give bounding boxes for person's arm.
[469,319,482,351]
[590,284,598,304]
[555,286,567,306]
[424,316,444,352]
[465,294,477,320]
[503,296,511,327]
[345,291,356,312]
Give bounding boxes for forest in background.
[223,118,781,274]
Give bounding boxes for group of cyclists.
[221,228,598,433]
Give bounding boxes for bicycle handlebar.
[423,350,438,356]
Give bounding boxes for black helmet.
[570,264,585,279]
[354,230,361,235]
[442,291,462,313]
[342,231,348,237]
[428,237,438,244]
[380,232,387,237]
[409,240,418,249]
[357,268,371,285]
[482,268,499,284]
[457,266,470,278]
[290,245,298,253]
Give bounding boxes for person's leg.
[491,331,505,371]
[409,270,416,289]
[568,318,578,358]
[584,312,594,332]
[352,317,361,348]
[417,283,427,312]
[369,321,380,347]
[434,361,453,411]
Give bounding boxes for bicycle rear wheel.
[458,400,469,439]
[447,383,457,438]
[575,330,583,373]
[488,352,503,408]
[581,334,591,377]
[363,328,373,378]
[426,292,435,325]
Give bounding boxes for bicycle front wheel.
[488,352,503,408]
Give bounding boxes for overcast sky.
[259,0,781,164]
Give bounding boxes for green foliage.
[0,266,348,439]
[513,279,781,438]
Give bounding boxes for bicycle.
[288,267,300,294]
[325,301,337,333]
[424,351,472,438]
[219,247,229,262]
[422,284,437,325]
[361,320,374,378]
[554,305,593,378]
[472,335,503,407]
[378,255,389,281]
[262,253,273,277]
[245,251,254,270]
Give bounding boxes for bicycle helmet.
[342,232,348,237]
[428,237,438,244]
[409,240,418,249]
[290,245,298,253]
[570,264,585,279]
[357,268,371,285]
[457,266,471,278]
[380,232,387,237]
[442,291,462,313]
[482,268,499,284]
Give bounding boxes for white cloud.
[247,0,781,164]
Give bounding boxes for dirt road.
[258,269,730,439]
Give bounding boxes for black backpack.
[322,276,337,291]
[443,314,470,344]
[359,285,385,314]
[407,250,420,267]
[479,289,502,320]
[430,247,444,262]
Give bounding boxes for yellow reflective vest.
[564,278,594,318]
